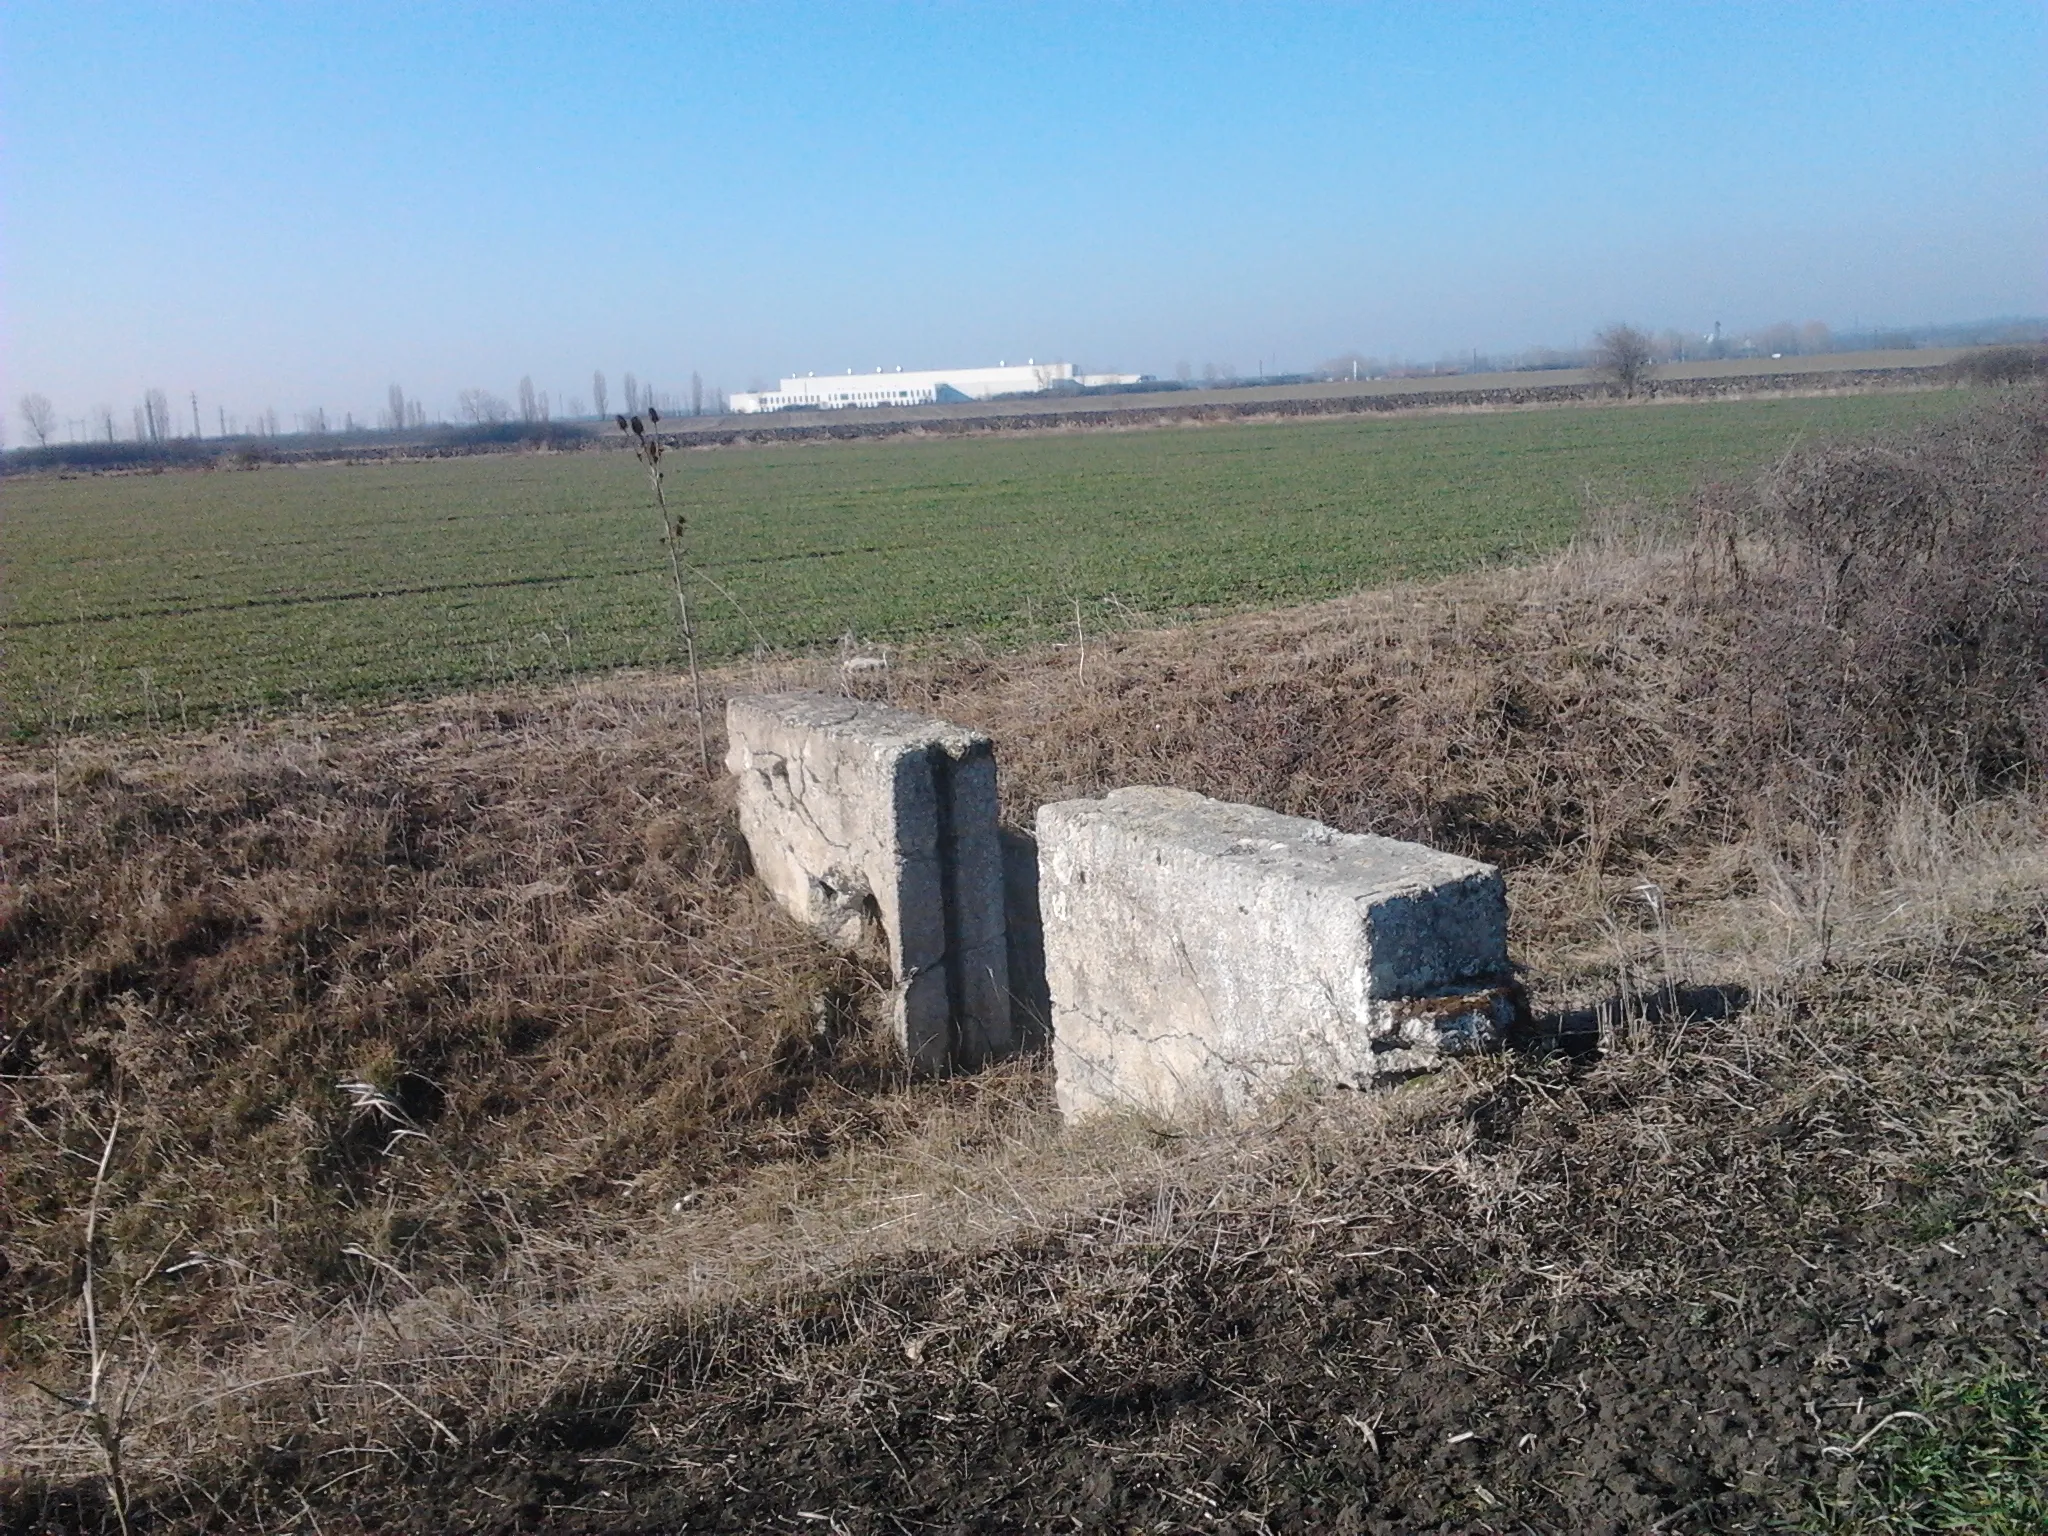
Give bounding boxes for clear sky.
[3,2,2042,431]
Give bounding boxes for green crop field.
[3,390,1967,735]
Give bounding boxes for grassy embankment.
[5,390,1967,736]
[2,387,2042,1533]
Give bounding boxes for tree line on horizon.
[7,367,727,451]
[12,315,2045,453]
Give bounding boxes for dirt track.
[651,363,1958,454]
[396,1220,2045,1535]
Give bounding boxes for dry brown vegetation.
[2,391,2044,1532]
[1949,344,2048,388]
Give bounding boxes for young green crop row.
[4,390,1966,737]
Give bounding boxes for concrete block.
[1000,827,1051,1053]
[1037,787,1515,1121]
[725,693,1011,1072]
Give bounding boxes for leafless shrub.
[1948,343,2048,387]
[1591,323,1655,397]
[1707,387,2048,817]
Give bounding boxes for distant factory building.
[730,361,1144,414]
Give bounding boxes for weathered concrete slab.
[726,693,1011,1072]
[1037,786,1515,1121]
[1000,827,1051,1053]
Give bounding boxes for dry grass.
[1,687,914,1478]
[2,393,2043,1521]
[17,892,2040,1530]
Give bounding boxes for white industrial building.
[730,361,1144,414]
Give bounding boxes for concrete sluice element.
[725,693,1012,1072]
[1037,787,1518,1122]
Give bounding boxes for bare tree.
[591,370,608,419]
[457,389,510,424]
[690,370,703,417]
[622,372,639,414]
[140,388,171,443]
[1591,324,1655,397]
[19,393,55,447]
[384,384,408,432]
[518,375,539,423]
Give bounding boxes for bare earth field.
[701,347,1970,429]
[2,390,2044,1533]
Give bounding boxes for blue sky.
[3,2,2042,431]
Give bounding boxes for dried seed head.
[615,414,629,432]
[648,406,661,424]
[630,415,645,436]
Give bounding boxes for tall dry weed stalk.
[28,1108,157,1536]
[620,406,709,772]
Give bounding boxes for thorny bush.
[1706,386,2048,812]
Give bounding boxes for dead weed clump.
[1715,387,2048,813]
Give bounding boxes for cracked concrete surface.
[726,694,1012,1071]
[1038,787,1512,1121]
